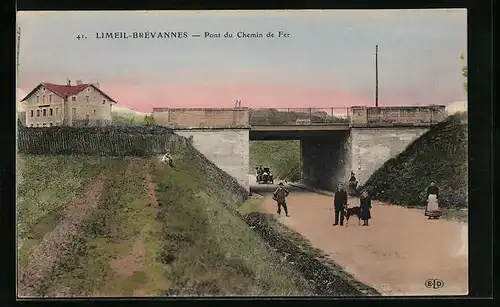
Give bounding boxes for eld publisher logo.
[425,279,444,289]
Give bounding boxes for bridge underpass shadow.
[250,129,351,194]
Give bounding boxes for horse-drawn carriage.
[257,167,274,184]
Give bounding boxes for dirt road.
[251,178,468,296]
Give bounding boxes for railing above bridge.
[249,108,351,126]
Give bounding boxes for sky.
[17,10,467,113]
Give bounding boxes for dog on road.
[344,206,362,226]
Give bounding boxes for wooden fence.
[17,125,191,156]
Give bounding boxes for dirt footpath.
[253,183,468,296]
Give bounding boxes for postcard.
[16,9,468,298]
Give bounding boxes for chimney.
[76,79,82,85]
[67,78,71,86]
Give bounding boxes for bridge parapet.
[153,107,250,129]
[350,105,446,126]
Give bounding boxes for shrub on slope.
[361,114,468,209]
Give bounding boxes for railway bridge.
[152,106,446,192]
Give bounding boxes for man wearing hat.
[273,182,290,217]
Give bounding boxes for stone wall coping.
[351,105,446,110]
[350,123,434,128]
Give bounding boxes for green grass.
[152,150,312,295]
[16,155,108,267]
[111,111,147,126]
[36,157,159,296]
[250,141,301,182]
[17,151,312,296]
[237,198,265,215]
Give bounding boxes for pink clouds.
[101,82,376,113]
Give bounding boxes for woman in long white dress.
[425,181,441,219]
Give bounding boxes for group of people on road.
[333,180,372,226]
[270,171,442,224]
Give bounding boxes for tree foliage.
[460,53,467,92]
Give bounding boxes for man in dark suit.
[333,183,348,226]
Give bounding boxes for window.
[36,110,40,117]
[49,95,52,102]
[42,95,46,103]
[49,108,53,116]
[43,109,47,117]
[42,87,46,92]
[102,99,106,104]
[93,109,96,116]
[36,96,39,103]
[72,96,76,101]
[72,108,76,117]
[87,87,92,92]
[56,108,59,115]
[86,96,89,102]
[30,124,33,127]
[93,96,96,101]
[50,123,53,127]
[42,123,47,127]
[30,110,33,117]
[36,124,39,127]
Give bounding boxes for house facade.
[20,80,117,127]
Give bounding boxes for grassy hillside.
[361,113,468,210]
[111,111,149,126]
[17,151,313,296]
[249,141,301,182]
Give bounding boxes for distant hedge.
[17,125,190,156]
[361,114,468,208]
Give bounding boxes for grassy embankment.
[361,113,468,222]
[17,151,313,296]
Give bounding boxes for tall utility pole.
[375,44,379,107]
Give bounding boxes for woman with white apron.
[425,181,442,219]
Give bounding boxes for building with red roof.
[20,79,117,127]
